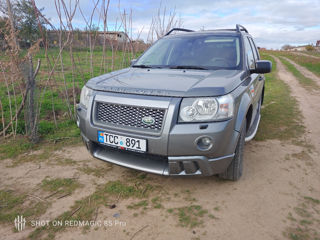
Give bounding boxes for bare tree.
[5,0,19,49]
[79,0,100,77]
[100,0,111,73]
[24,53,41,143]
[147,2,183,43]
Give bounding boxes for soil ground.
[0,56,319,240]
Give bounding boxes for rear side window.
[244,37,255,69]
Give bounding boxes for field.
[0,49,320,240]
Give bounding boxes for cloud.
[34,0,320,49]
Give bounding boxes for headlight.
[80,86,93,109]
[179,94,234,122]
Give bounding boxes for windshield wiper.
[169,65,208,70]
[132,64,153,68]
[132,64,165,69]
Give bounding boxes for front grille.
[96,102,166,131]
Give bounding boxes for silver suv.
[77,24,272,181]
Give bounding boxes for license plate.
[97,131,147,152]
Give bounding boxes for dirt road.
[0,57,319,240]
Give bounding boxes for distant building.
[283,41,320,52]
[287,46,306,51]
[96,31,129,43]
[46,30,130,48]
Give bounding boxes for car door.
[243,36,260,126]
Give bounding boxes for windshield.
[134,35,241,70]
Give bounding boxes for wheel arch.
[234,92,252,133]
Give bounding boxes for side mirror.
[252,60,272,74]
[130,59,137,66]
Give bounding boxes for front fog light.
[196,136,213,151]
[201,137,212,146]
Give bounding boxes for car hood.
[86,68,246,97]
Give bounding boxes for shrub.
[305,45,315,51]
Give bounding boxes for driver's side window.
[244,37,255,70]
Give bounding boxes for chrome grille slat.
[96,102,165,131]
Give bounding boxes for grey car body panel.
[78,28,267,176]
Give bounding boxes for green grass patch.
[104,180,153,198]
[0,137,34,160]
[284,195,320,240]
[255,53,305,141]
[127,200,148,210]
[151,196,163,209]
[299,219,313,226]
[298,61,320,77]
[0,119,81,161]
[279,57,319,90]
[50,157,77,166]
[41,177,82,196]
[29,179,156,239]
[303,196,320,204]
[0,189,48,224]
[167,205,210,228]
[294,207,312,218]
[77,164,113,178]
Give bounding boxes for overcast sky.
[34,0,320,49]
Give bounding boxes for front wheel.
[219,120,246,181]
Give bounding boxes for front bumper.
[77,92,240,176]
[82,134,235,176]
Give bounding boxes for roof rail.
[165,28,194,36]
[236,24,248,33]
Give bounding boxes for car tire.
[219,120,246,181]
